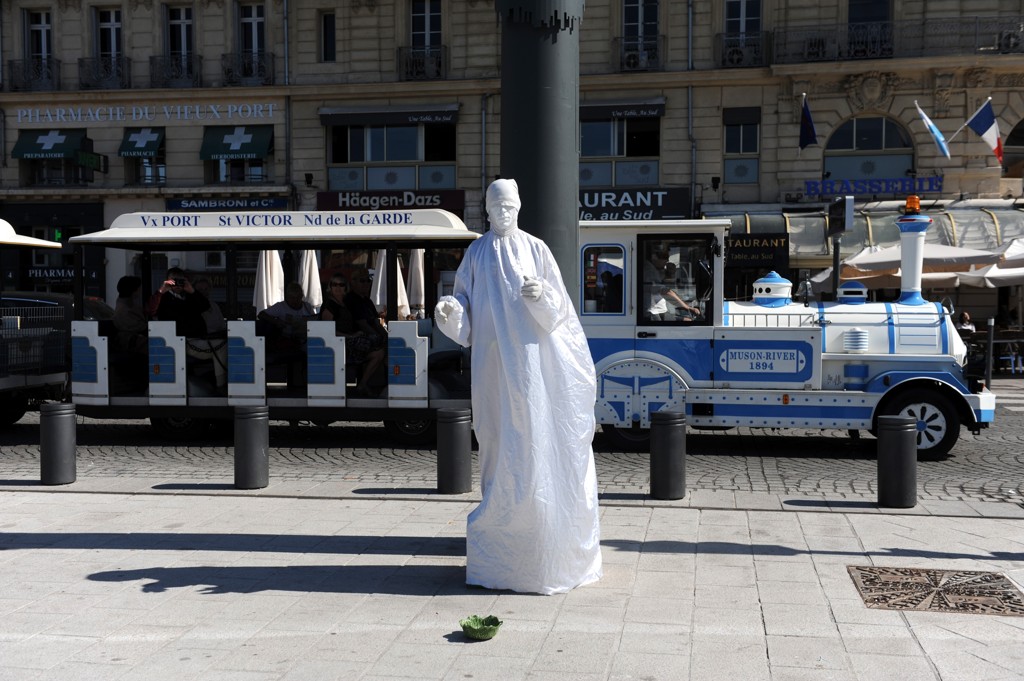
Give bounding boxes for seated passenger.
[258,282,315,353]
[112,275,148,355]
[148,267,227,389]
[321,275,386,397]
[193,277,227,337]
[343,267,389,347]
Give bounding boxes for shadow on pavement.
[783,499,877,509]
[351,487,445,496]
[89,563,468,596]
[151,483,236,491]
[0,532,466,556]
[602,538,1024,562]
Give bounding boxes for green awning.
[11,129,87,159]
[119,127,165,157]
[199,125,273,160]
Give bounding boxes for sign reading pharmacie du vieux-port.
[14,102,281,124]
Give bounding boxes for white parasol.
[370,249,410,319]
[295,249,323,310]
[841,242,1001,275]
[406,248,426,319]
[253,250,284,314]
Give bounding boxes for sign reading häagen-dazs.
[726,233,789,270]
[317,190,465,214]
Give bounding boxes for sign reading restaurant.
[15,102,280,124]
[578,187,690,220]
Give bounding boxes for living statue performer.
[434,178,602,594]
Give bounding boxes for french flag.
[965,99,1003,164]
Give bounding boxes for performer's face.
[488,201,519,236]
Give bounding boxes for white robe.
[436,228,602,595]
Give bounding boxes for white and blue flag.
[915,101,950,159]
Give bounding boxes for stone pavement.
[1,490,1023,681]
[0,379,1023,679]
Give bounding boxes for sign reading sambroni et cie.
[15,103,280,124]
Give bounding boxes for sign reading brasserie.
[805,175,942,196]
[15,103,279,124]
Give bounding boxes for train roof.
[70,209,480,250]
[580,218,731,234]
[1,219,61,248]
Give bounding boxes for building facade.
[1,0,1023,307]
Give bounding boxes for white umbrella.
[0,220,61,249]
[810,267,959,295]
[957,263,1024,288]
[842,243,1001,275]
[295,249,323,311]
[370,249,410,319]
[995,238,1024,268]
[253,250,284,314]
[406,249,425,319]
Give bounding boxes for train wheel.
[603,424,650,451]
[882,391,960,460]
[150,416,211,440]
[384,418,437,446]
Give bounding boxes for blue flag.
[915,101,950,159]
[799,97,817,149]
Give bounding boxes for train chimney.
[895,195,931,306]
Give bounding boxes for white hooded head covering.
[486,179,521,236]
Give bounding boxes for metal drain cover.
[848,566,1024,616]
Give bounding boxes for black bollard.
[234,406,269,489]
[40,402,76,485]
[650,411,686,500]
[436,408,472,494]
[877,415,917,508]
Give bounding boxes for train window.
[638,237,710,324]
[581,245,624,314]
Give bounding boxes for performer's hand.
[435,299,456,324]
[521,276,543,302]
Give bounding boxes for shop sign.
[16,103,279,124]
[317,190,465,213]
[804,176,943,196]
[578,187,690,220]
[27,267,75,279]
[166,198,289,211]
[726,234,789,269]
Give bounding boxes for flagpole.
[798,93,806,158]
[947,96,992,143]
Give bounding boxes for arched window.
[1004,121,1024,179]
[824,116,914,182]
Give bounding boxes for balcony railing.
[150,54,203,88]
[78,56,131,89]
[612,36,665,72]
[221,52,274,86]
[774,15,1024,63]
[714,32,771,68]
[8,58,61,91]
[398,46,447,80]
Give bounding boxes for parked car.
[0,291,113,426]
